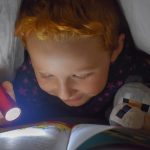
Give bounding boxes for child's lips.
[64,96,83,102]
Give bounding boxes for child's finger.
[0,112,4,119]
[0,112,6,125]
[1,81,16,101]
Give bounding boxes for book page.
[0,123,71,150]
[67,124,113,150]
[67,125,150,150]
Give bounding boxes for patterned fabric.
[12,42,150,125]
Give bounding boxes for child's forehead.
[27,33,106,53]
[27,33,111,67]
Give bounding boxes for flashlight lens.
[5,107,21,121]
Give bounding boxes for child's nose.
[58,82,76,101]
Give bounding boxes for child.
[9,0,150,125]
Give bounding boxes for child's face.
[26,34,115,107]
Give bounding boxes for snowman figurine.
[109,82,150,130]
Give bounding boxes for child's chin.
[63,98,90,107]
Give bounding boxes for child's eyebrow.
[38,68,98,76]
[76,67,100,72]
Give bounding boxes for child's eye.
[41,74,54,79]
[72,73,91,79]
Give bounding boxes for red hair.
[16,0,122,50]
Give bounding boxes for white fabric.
[119,0,150,54]
[0,0,24,83]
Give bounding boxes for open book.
[0,121,150,150]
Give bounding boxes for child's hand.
[0,81,16,125]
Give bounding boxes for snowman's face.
[114,83,150,114]
[122,98,150,114]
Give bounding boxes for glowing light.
[0,128,48,138]
[5,107,21,121]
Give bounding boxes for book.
[0,121,150,150]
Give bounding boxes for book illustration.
[76,128,150,150]
[33,121,71,132]
[0,121,71,150]
[77,143,150,150]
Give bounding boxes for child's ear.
[110,33,125,63]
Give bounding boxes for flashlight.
[0,86,21,121]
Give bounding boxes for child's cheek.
[81,77,108,96]
[35,77,50,92]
